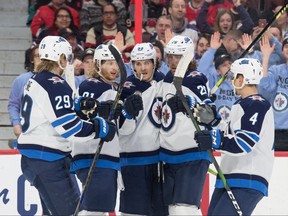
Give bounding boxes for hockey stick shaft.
[74,45,127,216]
[173,49,242,215]
[210,2,288,95]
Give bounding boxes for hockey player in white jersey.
[195,58,275,215]
[71,44,121,215]
[160,35,220,215]
[18,36,116,215]
[118,42,168,215]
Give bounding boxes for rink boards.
[0,150,287,215]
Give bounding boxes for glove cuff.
[122,108,133,119]
[94,117,109,138]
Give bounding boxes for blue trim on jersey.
[62,121,83,138]
[51,113,77,127]
[160,151,211,164]
[236,137,252,153]
[18,149,67,161]
[120,155,160,166]
[71,158,120,171]
[215,178,268,196]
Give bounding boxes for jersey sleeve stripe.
[236,137,252,153]
[61,121,83,138]
[51,113,77,127]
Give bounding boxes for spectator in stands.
[8,45,39,139]
[80,0,127,41]
[270,23,283,42]
[167,0,199,44]
[151,15,173,43]
[58,27,84,75]
[197,32,238,121]
[274,5,288,38]
[30,0,79,39]
[85,3,134,62]
[197,0,254,35]
[185,0,204,25]
[36,6,78,43]
[146,0,166,19]
[259,34,288,151]
[195,33,211,62]
[260,0,284,23]
[230,0,259,26]
[214,29,243,60]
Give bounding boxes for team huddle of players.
[17,34,274,216]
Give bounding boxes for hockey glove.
[93,117,116,142]
[167,95,197,114]
[194,129,223,151]
[122,94,143,119]
[98,100,123,119]
[193,102,221,128]
[74,97,99,119]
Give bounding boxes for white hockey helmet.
[39,36,73,63]
[93,44,115,68]
[131,42,157,71]
[165,35,194,55]
[230,58,263,85]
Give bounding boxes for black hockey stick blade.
[74,44,127,216]
[210,2,288,95]
[173,46,243,216]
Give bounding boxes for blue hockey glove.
[93,117,116,142]
[167,95,197,114]
[122,94,143,119]
[210,129,223,149]
[193,101,221,128]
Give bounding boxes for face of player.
[133,59,154,81]
[166,54,182,74]
[232,73,244,95]
[55,9,71,29]
[197,37,210,57]
[217,60,232,76]
[83,55,94,78]
[154,46,162,61]
[101,60,119,82]
[218,13,233,34]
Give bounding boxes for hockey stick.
[173,48,243,216]
[73,44,127,216]
[210,2,288,95]
[65,64,79,97]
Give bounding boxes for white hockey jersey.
[71,77,120,171]
[18,71,96,161]
[216,94,275,196]
[119,72,164,166]
[160,70,211,164]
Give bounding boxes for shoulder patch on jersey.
[273,92,288,112]
[123,81,135,88]
[187,71,202,77]
[218,105,231,122]
[48,76,65,84]
[248,95,265,102]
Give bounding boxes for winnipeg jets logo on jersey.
[218,105,231,122]
[148,97,162,128]
[123,81,135,88]
[249,95,265,101]
[273,92,288,112]
[48,77,64,84]
[161,102,175,131]
[187,71,201,77]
